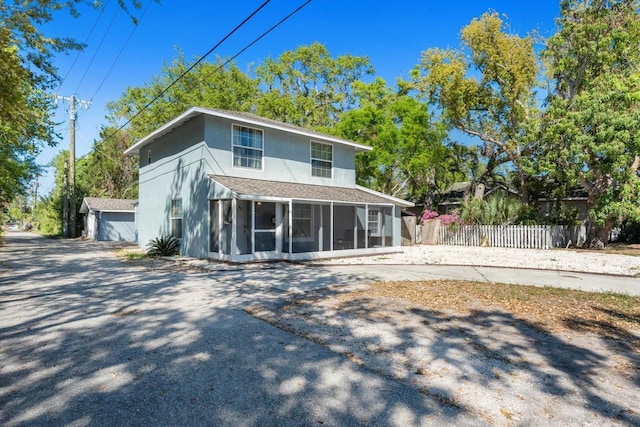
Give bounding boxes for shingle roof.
[79,197,137,213]
[209,175,412,206]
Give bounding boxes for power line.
[58,0,111,90]
[74,3,121,94]
[185,0,312,98]
[104,0,272,139]
[88,0,155,103]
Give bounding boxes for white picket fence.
[434,224,586,249]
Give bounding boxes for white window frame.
[368,209,380,237]
[292,203,314,242]
[170,198,183,239]
[310,141,333,178]
[232,124,264,170]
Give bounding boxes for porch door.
[254,202,281,256]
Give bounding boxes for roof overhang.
[209,175,413,208]
[124,107,372,155]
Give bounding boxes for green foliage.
[106,52,259,140]
[539,0,640,241]
[459,192,523,225]
[255,42,373,129]
[409,12,540,201]
[334,78,450,204]
[0,1,144,206]
[31,152,68,236]
[146,235,180,257]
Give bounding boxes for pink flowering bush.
[420,210,439,223]
[420,209,462,227]
[439,213,462,226]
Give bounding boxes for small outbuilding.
[80,197,137,242]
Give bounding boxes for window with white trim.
[368,209,380,236]
[170,199,183,239]
[233,125,263,169]
[311,141,332,178]
[292,203,313,241]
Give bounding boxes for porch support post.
[330,201,334,251]
[231,198,237,261]
[353,207,358,249]
[380,207,387,248]
[365,204,369,249]
[217,200,223,258]
[288,201,293,255]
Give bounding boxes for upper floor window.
[233,125,263,169]
[311,141,332,178]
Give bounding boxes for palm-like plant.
[459,192,523,225]
[146,235,180,256]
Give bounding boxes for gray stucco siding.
[137,145,213,258]
[138,115,205,169]
[203,115,357,187]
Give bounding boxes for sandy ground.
[312,245,640,276]
[248,246,640,426]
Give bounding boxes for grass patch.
[338,280,640,339]
[115,248,149,261]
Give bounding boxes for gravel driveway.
[0,232,479,426]
[1,232,638,426]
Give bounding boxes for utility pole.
[57,94,90,238]
[63,159,69,237]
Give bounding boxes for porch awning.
[209,175,413,207]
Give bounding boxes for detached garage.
[80,197,137,242]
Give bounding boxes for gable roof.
[209,175,413,207]
[79,197,137,214]
[124,107,373,155]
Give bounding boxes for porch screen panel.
[209,200,219,253]
[333,205,355,250]
[221,200,232,255]
[292,203,317,253]
[321,205,331,251]
[382,207,393,246]
[235,200,251,255]
[356,206,367,249]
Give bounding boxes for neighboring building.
[80,197,137,241]
[124,107,413,262]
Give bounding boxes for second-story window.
[233,125,263,169]
[311,141,332,178]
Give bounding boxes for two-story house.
[125,107,413,262]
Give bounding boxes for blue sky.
[37,0,561,196]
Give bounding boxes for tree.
[0,1,144,205]
[408,12,540,202]
[459,191,523,225]
[334,78,449,204]
[255,42,373,129]
[106,52,259,141]
[540,0,640,244]
[79,127,139,199]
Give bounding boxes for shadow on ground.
[0,232,480,426]
[249,287,640,426]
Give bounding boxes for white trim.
[356,185,414,207]
[124,107,372,155]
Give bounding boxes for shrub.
[420,210,439,223]
[146,235,180,256]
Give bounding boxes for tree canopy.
[540,0,640,240]
[408,12,540,201]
